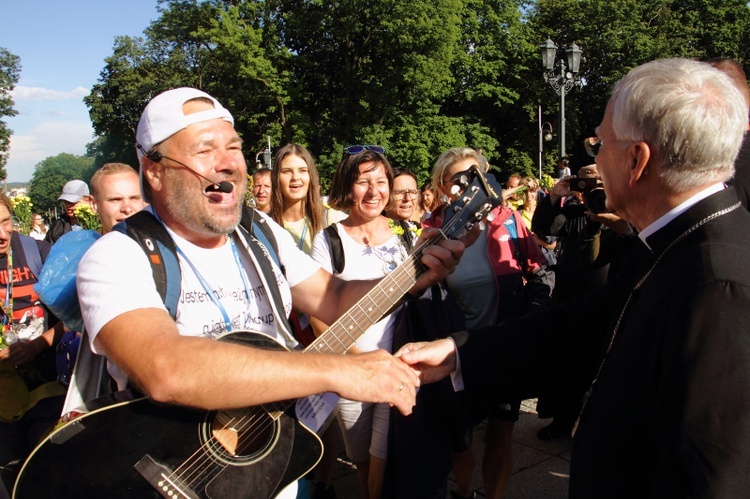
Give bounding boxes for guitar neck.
[304,239,437,355]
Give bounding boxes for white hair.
[609,58,747,192]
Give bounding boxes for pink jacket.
[425,204,548,277]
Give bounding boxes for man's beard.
[163,169,244,236]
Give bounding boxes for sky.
[0,0,161,182]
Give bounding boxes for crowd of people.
[0,56,749,499]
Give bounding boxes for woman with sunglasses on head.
[423,147,554,499]
[310,146,412,499]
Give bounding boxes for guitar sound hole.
[201,407,279,465]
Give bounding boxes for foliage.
[28,153,95,215]
[83,0,750,194]
[72,204,102,232]
[0,48,20,181]
[9,195,32,234]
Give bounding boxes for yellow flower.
[388,218,405,236]
[72,203,102,232]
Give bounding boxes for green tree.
[85,0,288,169]
[0,47,20,180]
[85,0,750,192]
[276,0,495,187]
[28,153,95,215]
[528,0,750,172]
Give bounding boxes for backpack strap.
[324,225,345,275]
[112,211,181,319]
[18,233,43,277]
[325,220,414,276]
[234,219,297,347]
[240,205,284,276]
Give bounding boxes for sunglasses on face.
[343,144,387,155]
[584,137,602,157]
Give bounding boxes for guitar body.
[14,331,322,499]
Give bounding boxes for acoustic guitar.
[13,165,499,499]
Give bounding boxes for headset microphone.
[137,143,234,194]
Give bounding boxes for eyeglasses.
[393,189,419,199]
[344,145,387,155]
[584,137,602,157]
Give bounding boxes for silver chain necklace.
[572,201,741,437]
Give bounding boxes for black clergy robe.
[453,187,750,497]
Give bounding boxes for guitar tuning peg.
[478,221,486,231]
[450,185,461,196]
[441,194,451,205]
[486,212,495,222]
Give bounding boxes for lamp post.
[538,105,553,179]
[255,135,272,170]
[540,39,582,160]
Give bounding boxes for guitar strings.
[161,188,481,494]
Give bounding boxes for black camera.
[569,176,598,192]
[569,176,608,214]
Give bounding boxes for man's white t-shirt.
[77,208,320,388]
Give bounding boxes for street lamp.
[538,107,553,178]
[540,39,583,160]
[255,135,272,169]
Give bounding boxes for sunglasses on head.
[343,144,387,155]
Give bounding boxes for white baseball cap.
[135,87,234,159]
[58,180,90,203]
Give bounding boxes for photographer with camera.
[531,164,633,440]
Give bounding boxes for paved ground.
[325,399,572,498]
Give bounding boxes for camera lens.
[587,188,608,214]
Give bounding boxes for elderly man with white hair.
[398,58,750,497]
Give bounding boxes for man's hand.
[549,176,572,205]
[395,338,458,385]
[334,349,420,415]
[410,228,468,295]
[586,211,634,235]
[0,338,45,366]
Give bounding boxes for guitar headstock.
[439,165,501,240]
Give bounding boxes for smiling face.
[277,154,310,206]
[145,99,246,247]
[91,170,146,233]
[388,174,418,221]
[349,161,390,222]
